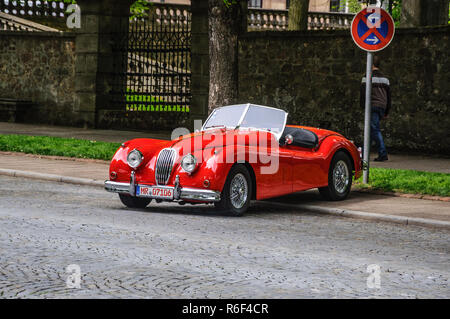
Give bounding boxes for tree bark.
[422,0,450,26]
[401,0,421,27]
[288,0,310,31]
[208,0,246,111]
[401,0,449,27]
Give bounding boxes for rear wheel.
[319,151,353,201]
[119,194,151,209]
[215,164,252,216]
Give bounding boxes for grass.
[125,89,189,112]
[354,168,450,197]
[0,134,448,197]
[0,135,120,161]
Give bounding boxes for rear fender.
[319,135,362,179]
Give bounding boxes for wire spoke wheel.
[229,173,248,209]
[319,151,353,201]
[333,160,350,194]
[215,164,252,216]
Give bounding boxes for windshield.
[240,105,286,137]
[202,104,247,129]
[202,104,287,140]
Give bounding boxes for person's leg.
[370,111,381,152]
[370,109,388,160]
[376,109,388,158]
[377,129,388,158]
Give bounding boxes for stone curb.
[0,151,110,164]
[0,169,104,188]
[260,202,450,230]
[1,168,449,230]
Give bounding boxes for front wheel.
[319,151,353,201]
[119,194,152,209]
[215,164,252,216]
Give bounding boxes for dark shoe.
[374,156,388,162]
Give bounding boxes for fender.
[319,135,362,179]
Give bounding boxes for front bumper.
[105,174,221,203]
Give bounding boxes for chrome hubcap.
[333,160,350,194]
[230,173,248,209]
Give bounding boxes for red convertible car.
[105,104,362,216]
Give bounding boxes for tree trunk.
[288,0,310,31]
[422,0,449,26]
[401,0,449,27]
[208,0,246,111]
[401,0,421,27]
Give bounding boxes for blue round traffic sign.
[351,7,395,52]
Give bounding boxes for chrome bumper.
[104,178,221,203]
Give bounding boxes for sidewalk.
[0,122,171,143]
[0,151,449,227]
[1,122,449,173]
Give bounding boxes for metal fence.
[110,4,192,114]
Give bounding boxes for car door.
[287,145,326,192]
[255,132,293,199]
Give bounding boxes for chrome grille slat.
[155,148,176,185]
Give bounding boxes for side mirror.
[284,134,293,146]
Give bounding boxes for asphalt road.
[0,176,448,298]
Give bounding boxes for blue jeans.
[371,107,388,158]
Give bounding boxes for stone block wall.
[238,26,450,155]
[0,31,77,126]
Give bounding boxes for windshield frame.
[202,103,288,141]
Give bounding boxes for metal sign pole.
[363,51,373,184]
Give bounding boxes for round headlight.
[127,149,143,169]
[181,154,197,173]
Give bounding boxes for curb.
[0,151,110,164]
[1,168,449,230]
[0,169,104,188]
[260,201,450,230]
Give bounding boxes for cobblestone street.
[0,176,448,298]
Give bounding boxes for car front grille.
[155,148,177,185]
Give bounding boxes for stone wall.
[238,26,450,155]
[0,31,76,126]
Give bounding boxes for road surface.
[0,176,448,298]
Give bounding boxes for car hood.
[121,138,172,166]
[170,128,273,154]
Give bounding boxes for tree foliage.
[130,0,151,18]
[391,0,402,26]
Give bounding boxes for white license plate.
[137,186,174,200]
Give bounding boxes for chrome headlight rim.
[181,153,197,174]
[127,149,144,169]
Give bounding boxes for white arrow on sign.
[366,37,380,44]
[367,11,382,28]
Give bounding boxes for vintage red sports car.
[105,104,362,216]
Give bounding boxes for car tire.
[119,194,152,209]
[215,164,252,216]
[319,151,353,201]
